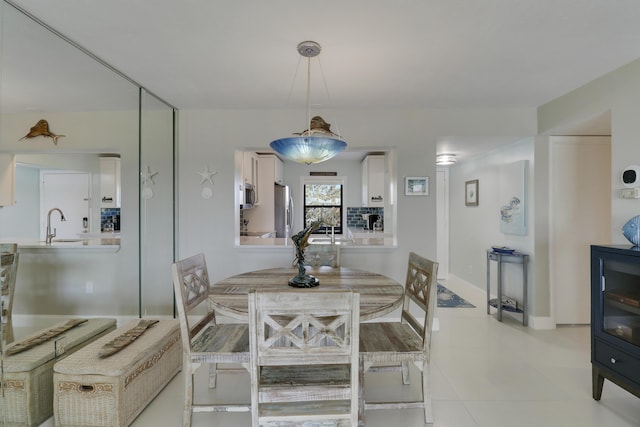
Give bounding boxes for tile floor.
[31,276,640,426]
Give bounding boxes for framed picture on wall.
[405,176,429,196]
[465,179,479,206]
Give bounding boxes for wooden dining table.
[210,266,404,321]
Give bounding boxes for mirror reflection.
[1,153,121,244]
[238,149,396,247]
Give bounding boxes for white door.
[436,169,449,279]
[41,171,91,240]
[551,136,611,324]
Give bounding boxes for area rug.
[437,284,476,308]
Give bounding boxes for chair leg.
[421,363,433,425]
[183,367,194,427]
[401,361,410,385]
[208,362,217,388]
[358,358,366,426]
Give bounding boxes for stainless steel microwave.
[242,183,256,209]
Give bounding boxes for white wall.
[538,58,640,242]
[449,138,535,313]
[0,105,536,318]
[177,108,536,292]
[535,58,640,326]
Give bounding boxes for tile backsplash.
[346,207,384,230]
[101,208,121,231]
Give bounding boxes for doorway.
[40,171,91,240]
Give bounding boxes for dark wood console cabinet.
[591,244,640,400]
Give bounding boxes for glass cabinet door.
[601,257,640,346]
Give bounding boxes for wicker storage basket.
[53,319,182,427]
[1,318,117,427]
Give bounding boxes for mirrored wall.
[0,2,176,423]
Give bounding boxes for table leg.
[522,258,528,326]
[486,254,491,315]
[497,254,503,322]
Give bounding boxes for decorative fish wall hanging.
[19,119,65,145]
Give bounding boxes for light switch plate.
[620,188,640,199]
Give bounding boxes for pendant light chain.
[316,57,341,137]
[306,55,312,134]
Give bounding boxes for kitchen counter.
[239,236,293,246]
[0,237,120,252]
[238,228,394,248]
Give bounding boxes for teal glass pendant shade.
[270,133,346,165]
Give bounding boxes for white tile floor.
[31,276,640,426]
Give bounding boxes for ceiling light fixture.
[436,154,457,165]
[270,41,347,165]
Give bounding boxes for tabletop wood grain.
[210,266,404,321]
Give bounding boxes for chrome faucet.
[46,208,66,244]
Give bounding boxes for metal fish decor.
[622,215,640,246]
[20,119,65,145]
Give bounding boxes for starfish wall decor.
[197,164,218,185]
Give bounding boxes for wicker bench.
[53,319,182,427]
[1,317,117,427]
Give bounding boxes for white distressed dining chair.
[359,252,439,425]
[171,253,251,427]
[1,243,19,344]
[249,289,360,426]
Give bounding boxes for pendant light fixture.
[270,41,347,165]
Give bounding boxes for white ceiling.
[5,0,635,159]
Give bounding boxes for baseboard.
[444,274,556,330]
[526,315,555,330]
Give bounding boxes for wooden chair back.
[249,289,360,426]
[401,251,439,354]
[1,243,19,344]
[171,253,216,352]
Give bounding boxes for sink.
[241,231,275,238]
[309,237,353,245]
[52,239,83,243]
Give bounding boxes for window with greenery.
[304,182,343,234]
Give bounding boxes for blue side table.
[486,249,529,326]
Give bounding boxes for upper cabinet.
[274,155,284,185]
[100,156,121,208]
[0,154,16,207]
[243,151,259,204]
[243,151,258,187]
[257,154,284,189]
[361,154,385,207]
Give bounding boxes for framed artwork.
[405,176,429,196]
[465,179,479,206]
[499,160,527,235]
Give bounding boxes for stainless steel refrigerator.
[274,183,293,238]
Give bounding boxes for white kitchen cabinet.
[243,151,259,204]
[100,157,121,208]
[0,153,16,207]
[274,155,284,185]
[257,154,284,187]
[244,154,283,232]
[243,151,258,186]
[361,154,385,207]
